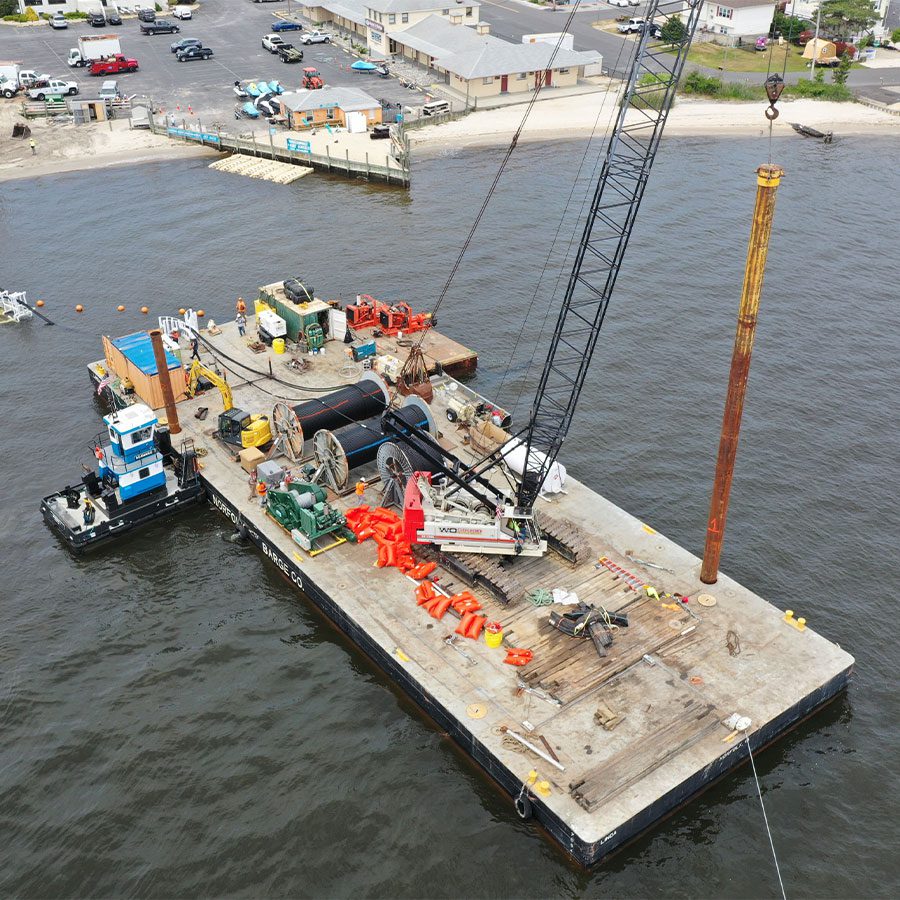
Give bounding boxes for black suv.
[141,19,180,35]
[177,45,213,61]
[106,10,122,25]
[88,11,105,27]
[137,8,156,22]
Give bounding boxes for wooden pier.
[95,319,853,865]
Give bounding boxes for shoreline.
[409,96,900,152]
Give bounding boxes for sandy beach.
[0,105,216,183]
[410,94,900,151]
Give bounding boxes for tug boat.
[41,403,205,552]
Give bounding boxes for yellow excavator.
[186,360,272,449]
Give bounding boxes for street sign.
[286,138,312,154]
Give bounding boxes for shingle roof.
[366,0,480,13]
[388,16,600,78]
[280,86,380,113]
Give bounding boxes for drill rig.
[385,1,703,559]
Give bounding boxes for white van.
[421,99,450,117]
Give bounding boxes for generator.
[350,338,377,362]
[258,309,287,346]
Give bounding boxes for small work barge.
[41,402,204,552]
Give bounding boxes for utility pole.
[810,4,822,79]
[700,164,784,584]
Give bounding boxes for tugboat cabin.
[100,405,167,501]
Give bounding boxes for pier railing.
[150,117,410,188]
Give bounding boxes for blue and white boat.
[41,403,204,552]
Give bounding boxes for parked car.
[49,13,68,29]
[617,18,645,34]
[177,45,213,61]
[90,54,139,75]
[262,34,286,52]
[137,8,156,22]
[172,5,193,19]
[370,123,390,140]
[171,38,202,53]
[98,79,120,100]
[271,20,302,32]
[27,78,78,99]
[88,11,106,27]
[277,44,304,63]
[638,22,662,39]
[141,20,180,35]
[299,30,331,45]
[608,0,630,7]
[105,11,122,26]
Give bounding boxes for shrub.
[64,11,89,18]
[681,70,723,95]
[25,6,38,21]
[660,16,686,45]
[790,79,852,100]
[630,72,672,110]
[0,0,16,16]
[3,13,29,23]
[893,27,900,43]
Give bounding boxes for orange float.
[140,306,149,314]
[117,305,125,312]
[35,300,45,308]
[197,309,205,317]
[75,305,84,313]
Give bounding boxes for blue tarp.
[112,332,180,376]
[350,61,377,71]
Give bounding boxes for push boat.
[41,402,205,551]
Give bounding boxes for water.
[1,135,898,898]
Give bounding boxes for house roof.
[280,86,380,113]
[388,16,600,78]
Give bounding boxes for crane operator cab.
[218,408,272,449]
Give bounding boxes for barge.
[68,316,852,865]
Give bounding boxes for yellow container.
[273,337,285,355]
[484,623,503,648]
[255,299,271,318]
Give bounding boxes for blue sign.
[286,138,312,154]
[167,127,221,143]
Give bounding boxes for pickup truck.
[277,44,304,63]
[90,54,139,76]
[299,30,331,45]
[262,34,286,53]
[27,79,79,100]
[141,20,180,35]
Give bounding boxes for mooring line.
[745,734,787,899]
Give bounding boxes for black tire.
[2,89,13,99]
[324,37,330,43]
[514,794,533,820]
[69,88,78,96]
[36,93,45,101]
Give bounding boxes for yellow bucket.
[484,622,503,648]
[273,337,285,355]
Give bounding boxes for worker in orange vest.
[256,478,268,507]
[236,297,247,315]
[355,479,366,505]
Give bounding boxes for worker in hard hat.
[355,480,366,504]
[256,479,268,508]
[236,297,247,315]
[83,498,95,526]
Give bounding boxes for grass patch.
[680,70,854,102]
[684,40,812,74]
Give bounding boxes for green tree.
[771,12,811,40]
[892,27,900,43]
[660,16,686,44]
[0,0,16,17]
[819,0,878,38]
[832,51,853,83]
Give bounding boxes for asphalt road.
[0,0,425,122]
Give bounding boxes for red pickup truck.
[90,54,139,76]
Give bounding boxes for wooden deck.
[124,318,853,863]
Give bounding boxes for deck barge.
[94,319,853,865]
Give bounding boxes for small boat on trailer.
[41,402,205,552]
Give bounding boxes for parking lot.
[0,0,427,126]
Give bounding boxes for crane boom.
[515,0,703,508]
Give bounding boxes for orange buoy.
[197,309,205,317]
[35,299,45,308]
[117,305,125,312]
[140,306,149,314]
[178,307,186,315]
[75,305,84,313]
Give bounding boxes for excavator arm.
[186,360,233,412]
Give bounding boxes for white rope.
[745,734,787,900]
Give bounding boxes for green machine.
[266,482,355,553]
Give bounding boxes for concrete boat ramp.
[98,319,854,865]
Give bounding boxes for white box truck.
[67,34,122,68]
[0,62,22,97]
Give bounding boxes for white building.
[699,0,774,41]
[17,0,107,15]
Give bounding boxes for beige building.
[279,87,383,130]
[302,0,601,106]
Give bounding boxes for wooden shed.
[102,331,187,409]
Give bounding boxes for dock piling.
[701,164,784,584]
[149,328,181,436]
